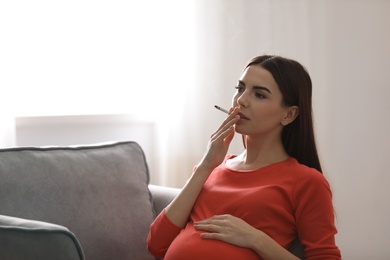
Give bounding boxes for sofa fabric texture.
[0,141,157,260]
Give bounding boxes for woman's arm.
[165,108,241,227]
[293,172,341,258]
[147,108,241,258]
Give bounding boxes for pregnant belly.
[164,223,261,260]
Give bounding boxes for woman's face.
[232,65,291,138]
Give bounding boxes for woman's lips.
[238,112,249,120]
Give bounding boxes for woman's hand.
[197,107,240,172]
[194,215,300,259]
[194,214,261,249]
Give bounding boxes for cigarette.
[214,105,229,115]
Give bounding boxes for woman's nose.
[237,92,249,108]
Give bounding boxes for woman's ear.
[281,106,299,126]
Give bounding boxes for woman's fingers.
[211,117,238,141]
[197,107,240,171]
[211,107,240,139]
[194,215,259,248]
[210,117,240,146]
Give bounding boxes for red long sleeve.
[147,209,182,259]
[293,170,340,259]
[147,156,341,259]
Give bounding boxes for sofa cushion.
[0,141,155,260]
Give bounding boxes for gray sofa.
[0,141,179,260]
[0,141,303,259]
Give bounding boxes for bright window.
[1,0,195,118]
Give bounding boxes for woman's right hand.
[198,107,241,172]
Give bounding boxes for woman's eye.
[234,86,244,93]
[255,92,266,99]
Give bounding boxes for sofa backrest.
[0,141,156,260]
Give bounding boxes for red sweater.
[147,156,341,259]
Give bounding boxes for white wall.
[316,1,390,258]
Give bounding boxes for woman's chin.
[234,126,246,135]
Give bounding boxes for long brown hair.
[243,55,322,173]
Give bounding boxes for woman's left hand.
[194,214,261,249]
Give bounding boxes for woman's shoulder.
[286,158,329,187]
[286,162,333,210]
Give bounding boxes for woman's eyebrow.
[238,80,272,94]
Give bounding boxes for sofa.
[0,141,303,259]
[0,141,179,260]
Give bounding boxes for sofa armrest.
[0,215,85,260]
[148,184,180,216]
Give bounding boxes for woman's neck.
[230,136,289,170]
